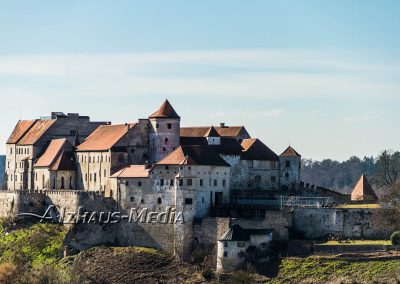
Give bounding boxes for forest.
[301,150,400,195]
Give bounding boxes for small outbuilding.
[216,224,273,272]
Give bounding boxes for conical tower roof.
[280,146,301,157]
[149,99,180,119]
[351,175,378,202]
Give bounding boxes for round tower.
[148,99,180,163]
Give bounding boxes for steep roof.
[6,120,37,144]
[204,126,220,137]
[180,137,244,156]
[35,139,75,171]
[17,120,56,145]
[219,224,274,241]
[149,100,180,119]
[50,151,76,171]
[111,165,150,178]
[180,126,248,138]
[241,138,279,161]
[157,145,230,167]
[351,175,378,202]
[77,123,135,151]
[280,146,301,157]
[35,139,67,167]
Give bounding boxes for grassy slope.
[267,255,400,284]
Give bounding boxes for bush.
[0,263,17,284]
[390,231,400,245]
[202,269,214,281]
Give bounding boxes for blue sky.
[0,0,399,160]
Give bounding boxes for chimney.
[220,122,226,128]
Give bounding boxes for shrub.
[0,263,17,284]
[202,269,214,281]
[390,231,400,245]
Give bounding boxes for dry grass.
[336,203,382,209]
[319,240,392,246]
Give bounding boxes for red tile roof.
[149,99,180,119]
[241,138,279,161]
[180,126,247,138]
[50,151,76,171]
[280,146,301,157]
[6,120,38,144]
[157,145,230,166]
[35,139,67,167]
[111,165,150,178]
[351,175,378,202]
[15,120,56,145]
[77,123,135,151]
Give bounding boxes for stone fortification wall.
[293,207,400,239]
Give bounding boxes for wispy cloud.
[0,49,399,101]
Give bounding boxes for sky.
[0,0,399,160]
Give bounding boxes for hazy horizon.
[1,1,399,160]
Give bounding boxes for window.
[90,174,92,181]
[125,181,129,186]
[223,251,228,258]
[200,179,203,186]
[285,173,289,178]
[61,177,65,189]
[70,130,76,136]
[170,179,174,186]
[222,179,226,186]
[89,156,91,163]
[160,179,164,186]
[165,166,169,170]
[179,179,183,186]
[10,148,12,155]
[255,176,261,182]
[104,169,107,177]
[271,176,276,182]
[165,138,169,143]
[70,176,73,189]
[85,174,88,182]
[286,160,290,168]
[156,123,159,128]
[94,173,97,182]
[202,197,204,203]
[249,161,253,168]
[167,123,172,129]
[7,161,9,169]
[184,198,193,205]
[141,199,144,204]
[157,197,162,204]
[138,181,142,187]
[213,179,217,186]
[237,242,246,248]
[52,177,56,189]
[130,197,135,202]
[187,179,192,186]
[35,172,37,181]
[130,148,135,153]
[163,147,166,152]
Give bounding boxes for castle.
[4,99,302,218]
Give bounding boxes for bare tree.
[373,150,400,208]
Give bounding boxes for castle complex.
[2,100,397,272]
